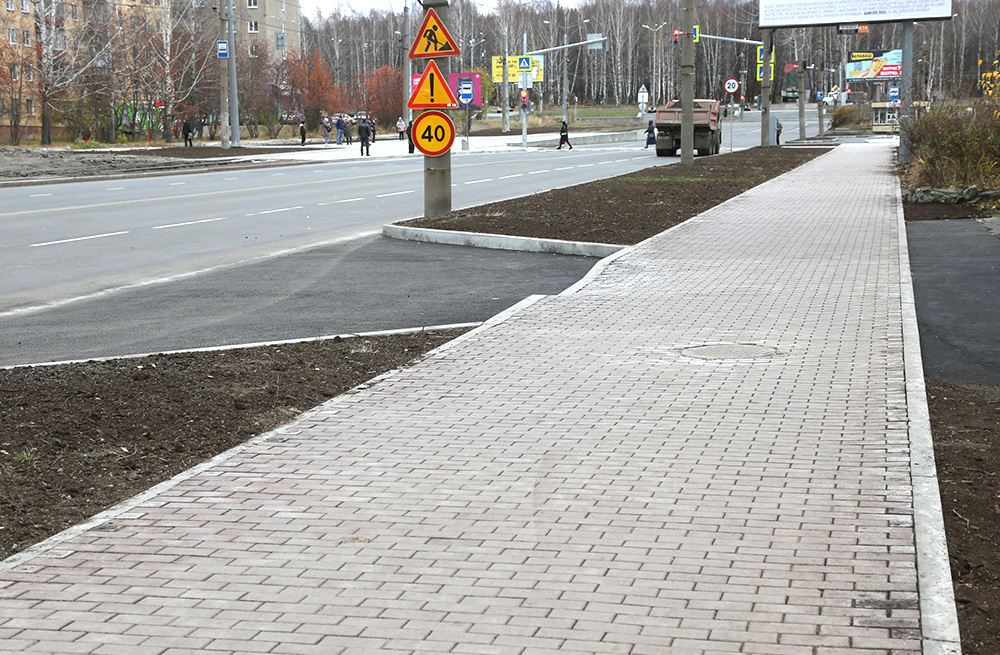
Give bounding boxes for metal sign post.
[412,0,457,218]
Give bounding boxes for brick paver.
[1,144,956,654]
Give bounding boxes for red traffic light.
[673,29,680,43]
[520,90,528,101]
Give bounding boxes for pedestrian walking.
[345,118,354,145]
[644,120,656,149]
[182,120,193,147]
[557,120,573,150]
[357,119,372,156]
[322,116,332,146]
[335,115,344,144]
[299,121,307,146]
[775,119,783,146]
[396,116,406,141]
[406,121,414,154]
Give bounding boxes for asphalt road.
[0,116,822,366]
[907,219,1000,385]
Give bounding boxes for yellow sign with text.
[491,56,546,83]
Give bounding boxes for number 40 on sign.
[412,110,455,157]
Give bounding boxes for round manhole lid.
[680,343,779,360]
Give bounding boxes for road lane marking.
[464,179,492,185]
[30,231,130,247]
[577,163,594,168]
[169,182,186,186]
[29,193,52,197]
[598,161,614,165]
[530,169,551,174]
[615,159,630,162]
[245,206,304,216]
[153,217,228,230]
[553,166,573,171]
[375,190,415,198]
[224,177,239,181]
[498,173,522,179]
[317,197,364,206]
[106,187,124,191]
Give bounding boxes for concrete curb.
[382,223,625,258]
[895,175,964,654]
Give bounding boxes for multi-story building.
[231,0,300,61]
[0,0,300,143]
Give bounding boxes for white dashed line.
[531,169,551,174]
[577,163,594,168]
[245,206,304,216]
[553,166,573,171]
[317,197,364,206]
[29,193,52,197]
[375,190,416,198]
[30,231,130,247]
[169,182,186,186]
[464,179,492,185]
[224,177,239,181]
[153,217,228,230]
[498,174,523,179]
[106,187,124,191]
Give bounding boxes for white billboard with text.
[759,0,953,29]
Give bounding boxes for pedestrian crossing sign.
[518,56,531,71]
[408,8,461,60]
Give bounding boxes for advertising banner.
[846,50,903,79]
[491,56,546,83]
[411,72,484,108]
[759,0,952,29]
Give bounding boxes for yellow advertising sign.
[491,56,546,83]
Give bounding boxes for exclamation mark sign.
[429,74,435,103]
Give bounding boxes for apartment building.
[231,0,300,60]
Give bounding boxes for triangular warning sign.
[407,60,459,109]
[408,8,461,59]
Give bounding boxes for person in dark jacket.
[299,121,307,146]
[645,120,656,148]
[775,119,783,145]
[357,119,372,156]
[406,121,414,154]
[181,120,193,147]
[557,120,572,150]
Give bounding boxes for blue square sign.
[217,40,229,58]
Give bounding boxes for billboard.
[490,56,546,83]
[759,0,953,29]
[846,50,903,79]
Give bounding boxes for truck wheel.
[666,149,677,156]
[655,148,667,157]
[697,148,709,156]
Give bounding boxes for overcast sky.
[299,0,586,20]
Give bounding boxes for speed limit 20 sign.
[412,110,455,157]
[724,78,740,95]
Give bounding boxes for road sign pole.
[420,1,452,218]
[761,30,773,147]
[680,3,694,166]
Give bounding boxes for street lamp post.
[642,22,668,110]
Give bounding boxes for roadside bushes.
[831,105,867,128]
[906,104,1000,190]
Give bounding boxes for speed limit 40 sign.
[412,110,455,157]
[724,78,740,95]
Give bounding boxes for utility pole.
[502,23,509,132]
[798,58,806,140]
[423,0,451,218]
[760,29,773,147]
[226,0,240,147]
[521,31,528,149]
[680,3,694,165]
[403,1,411,124]
[218,1,229,148]
[561,29,568,123]
[899,21,914,163]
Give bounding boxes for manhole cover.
[680,344,778,360]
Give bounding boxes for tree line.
[2,0,997,145]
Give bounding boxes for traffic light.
[672,29,680,45]
[519,89,529,110]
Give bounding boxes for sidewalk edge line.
[382,224,625,258]
[897,173,964,653]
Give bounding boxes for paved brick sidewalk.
[0,144,959,654]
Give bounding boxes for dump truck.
[654,99,722,157]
